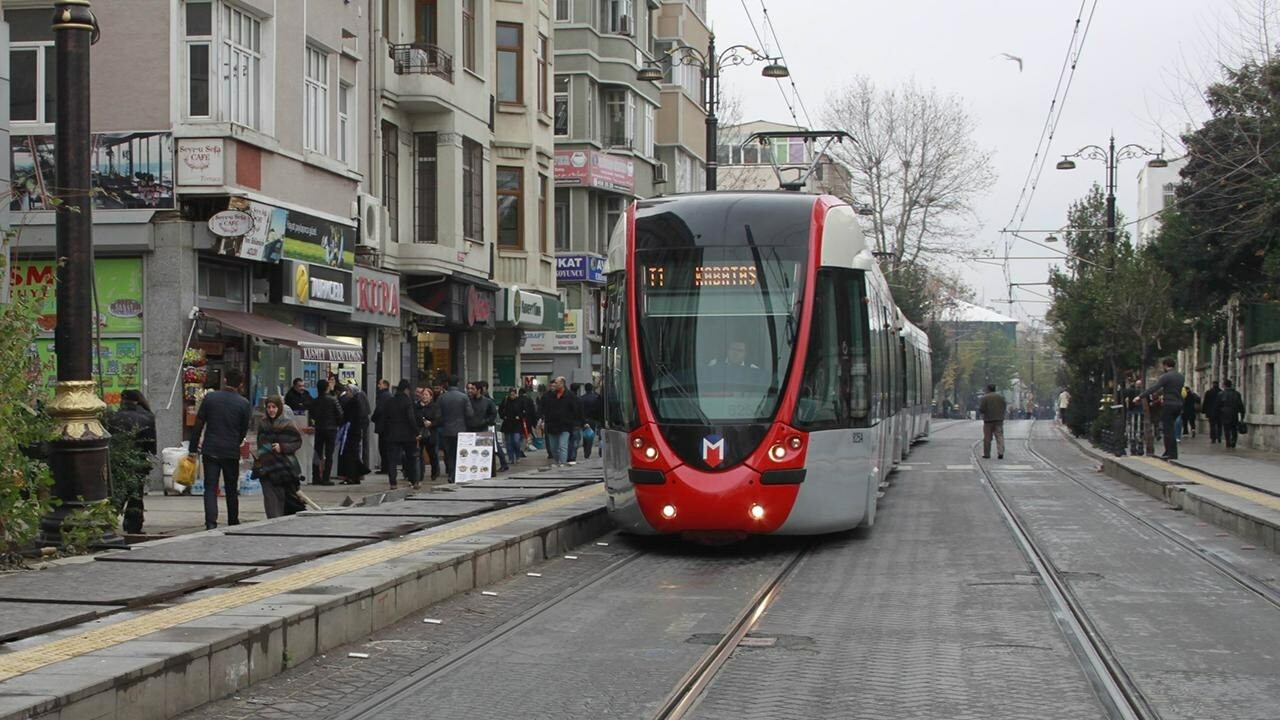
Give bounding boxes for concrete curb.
[1058,429,1280,554]
[0,499,610,720]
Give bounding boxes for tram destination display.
[645,264,761,289]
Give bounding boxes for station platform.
[0,461,608,720]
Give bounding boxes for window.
[537,35,550,114]
[602,270,639,430]
[540,175,551,254]
[415,0,437,44]
[604,88,629,146]
[9,43,55,124]
[220,4,263,129]
[654,39,702,103]
[184,2,211,118]
[382,121,400,242]
[555,198,571,251]
[1162,182,1177,210]
[496,23,523,104]
[462,137,484,241]
[497,167,523,248]
[600,0,634,34]
[198,262,247,303]
[462,0,477,72]
[415,133,438,243]
[304,46,329,153]
[554,76,570,136]
[585,80,597,142]
[643,103,655,158]
[555,0,572,22]
[337,83,352,163]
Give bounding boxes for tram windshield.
[637,245,805,424]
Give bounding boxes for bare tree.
[821,76,996,268]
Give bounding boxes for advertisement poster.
[11,132,175,211]
[520,309,583,354]
[454,432,495,484]
[30,337,142,407]
[176,138,225,186]
[10,258,144,335]
[224,199,357,268]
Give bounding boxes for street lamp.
[1056,135,1167,247]
[637,33,788,191]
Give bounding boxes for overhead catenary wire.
[759,1,815,129]
[738,0,804,128]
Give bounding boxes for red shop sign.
[356,276,399,317]
[467,285,492,326]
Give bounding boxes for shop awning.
[200,308,364,363]
[400,295,447,325]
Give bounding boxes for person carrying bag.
[254,396,304,518]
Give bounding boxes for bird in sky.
[997,53,1024,72]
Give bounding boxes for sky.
[708,0,1269,323]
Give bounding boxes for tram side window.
[602,272,639,430]
[794,270,845,430]
[846,271,871,426]
[866,300,882,422]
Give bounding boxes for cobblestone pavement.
[687,428,1108,720]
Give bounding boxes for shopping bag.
[174,455,198,487]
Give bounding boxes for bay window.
[537,34,550,114]
[497,167,523,248]
[462,137,484,242]
[337,83,353,164]
[9,43,55,124]
[554,76,570,136]
[304,46,329,153]
[496,23,523,104]
[182,1,264,130]
[462,0,477,72]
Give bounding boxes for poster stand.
[454,431,495,484]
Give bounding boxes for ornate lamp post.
[637,34,789,191]
[39,1,121,547]
[1056,136,1167,247]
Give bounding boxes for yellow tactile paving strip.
[0,484,605,682]
[1129,456,1280,512]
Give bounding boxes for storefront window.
[417,331,453,383]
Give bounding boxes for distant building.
[938,300,1019,342]
[714,119,851,195]
[1135,155,1188,246]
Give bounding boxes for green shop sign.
[9,258,144,334]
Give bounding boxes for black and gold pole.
[39,1,121,547]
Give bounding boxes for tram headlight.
[788,436,803,451]
[749,504,766,520]
[769,444,787,461]
[643,446,658,460]
[661,504,677,519]
[632,437,644,449]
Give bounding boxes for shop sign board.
[10,258,144,334]
[176,138,225,186]
[454,431,496,484]
[421,277,497,328]
[300,344,364,363]
[350,265,401,327]
[282,261,353,314]
[499,288,547,327]
[520,309,582,354]
[226,198,357,268]
[208,210,254,237]
[555,254,605,284]
[31,337,142,407]
[553,149,635,193]
[11,132,175,211]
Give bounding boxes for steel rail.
[972,441,1156,720]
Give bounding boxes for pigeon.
[998,53,1023,72]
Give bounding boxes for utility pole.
[39,1,121,547]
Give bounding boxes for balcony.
[390,43,454,83]
[603,132,633,150]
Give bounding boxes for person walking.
[337,383,371,485]
[978,384,1007,460]
[107,389,156,534]
[1181,386,1200,439]
[1218,379,1246,449]
[371,379,392,472]
[435,376,474,482]
[254,396,303,519]
[1137,357,1185,460]
[566,383,584,464]
[187,368,253,529]
[381,380,421,489]
[580,383,603,459]
[284,378,311,415]
[467,381,508,473]
[416,386,442,482]
[308,378,344,485]
[1202,381,1223,444]
[542,376,582,467]
[500,388,527,461]
[538,387,555,460]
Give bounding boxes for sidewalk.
[1165,431,1280,497]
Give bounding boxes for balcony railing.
[604,132,633,150]
[390,43,454,83]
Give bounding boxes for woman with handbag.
[254,396,304,518]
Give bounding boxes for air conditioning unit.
[653,161,669,184]
[618,15,631,35]
[358,193,384,250]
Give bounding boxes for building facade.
[715,119,852,195]
[1134,155,1188,247]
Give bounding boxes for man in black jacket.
[579,383,603,459]
[309,378,344,485]
[371,379,392,472]
[436,376,474,482]
[1138,357,1186,460]
[542,376,583,467]
[1202,381,1222,444]
[284,378,311,415]
[381,380,421,489]
[188,369,252,529]
[1219,379,1246,449]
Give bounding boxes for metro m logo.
[702,434,725,468]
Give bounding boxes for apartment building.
[716,120,852,195]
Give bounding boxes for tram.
[600,192,932,537]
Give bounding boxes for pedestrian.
[284,378,311,415]
[978,384,1007,460]
[416,386,442,482]
[371,379,391,472]
[1218,379,1245,449]
[107,389,155,534]
[500,388,527,461]
[542,376,582,467]
[1181,386,1200,439]
[1137,357,1185,460]
[1057,389,1070,424]
[481,382,510,472]
[1202,380,1222,444]
[187,368,253,530]
[538,387,555,460]
[467,381,508,473]
[580,382,603,459]
[253,396,303,519]
[382,379,421,489]
[337,383,371,484]
[309,378,344,485]
[435,375,474,482]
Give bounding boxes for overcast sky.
[710,0,1266,323]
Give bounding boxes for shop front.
[348,264,404,390]
[518,308,586,389]
[552,253,606,384]
[410,275,499,387]
[495,287,564,391]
